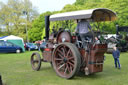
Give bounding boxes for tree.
[0,1,13,35]
[0,0,39,40]
[28,11,52,42]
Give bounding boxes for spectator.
[112,47,121,69]
[94,37,100,44]
[36,41,40,51]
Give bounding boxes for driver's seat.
[76,33,92,48]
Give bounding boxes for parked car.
[105,34,128,53]
[25,43,37,51]
[0,41,22,53]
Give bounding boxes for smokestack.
[116,24,119,35]
[45,16,50,41]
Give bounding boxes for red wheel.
[31,52,41,71]
[52,42,81,79]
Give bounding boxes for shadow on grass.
[40,66,52,71]
[73,67,122,80]
[75,73,100,79]
[37,64,121,80]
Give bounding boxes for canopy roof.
[50,8,117,22]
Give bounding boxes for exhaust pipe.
[45,16,50,41]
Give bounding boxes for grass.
[0,51,128,85]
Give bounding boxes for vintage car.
[30,8,117,79]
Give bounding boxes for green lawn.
[0,51,128,85]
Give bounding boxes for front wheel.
[31,52,41,71]
[16,49,21,53]
[52,42,81,79]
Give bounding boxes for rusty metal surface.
[71,36,76,43]
[88,44,107,74]
[56,31,72,43]
[42,42,54,62]
[79,44,107,74]
[42,50,52,62]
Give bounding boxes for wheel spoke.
[57,61,64,66]
[67,49,71,57]
[64,64,68,75]
[33,60,38,63]
[68,57,74,60]
[67,64,70,73]
[58,53,64,59]
[68,62,74,67]
[58,63,65,70]
[61,48,66,57]
[63,46,67,54]
[54,57,63,61]
[57,49,64,56]
[70,59,75,64]
[70,65,73,73]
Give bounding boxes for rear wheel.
[31,52,41,71]
[52,42,81,79]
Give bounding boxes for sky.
[0,0,76,14]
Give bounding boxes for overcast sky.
[0,0,76,14]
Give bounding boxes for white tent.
[0,35,23,42]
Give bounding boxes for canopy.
[50,8,117,22]
[0,35,23,40]
[0,36,7,39]
[0,35,25,52]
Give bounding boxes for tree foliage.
[28,11,52,42]
[28,0,128,42]
[0,0,39,41]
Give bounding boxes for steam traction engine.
[31,8,117,79]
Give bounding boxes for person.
[94,37,100,44]
[75,19,92,50]
[36,41,40,51]
[112,46,121,69]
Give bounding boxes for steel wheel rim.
[31,54,40,69]
[53,45,75,78]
